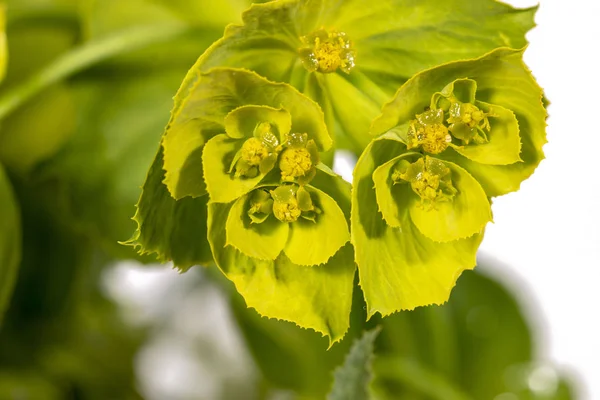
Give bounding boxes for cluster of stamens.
[248,185,320,224]
[392,157,457,210]
[233,126,318,185]
[299,29,356,74]
[407,100,493,154]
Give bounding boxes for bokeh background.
[0,0,597,399]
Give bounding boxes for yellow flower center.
[411,171,442,205]
[241,137,269,166]
[408,121,452,154]
[458,103,486,129]
[394,157,457,210]
[279,148,312,180]
[272,197,301,223]
[299,29,356,74]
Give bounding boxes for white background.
[481,0,600,398]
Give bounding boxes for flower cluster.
[128,0,546,344]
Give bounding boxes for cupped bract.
[353,48,546,317]
[208,167,355,345]
[162,67,331,202]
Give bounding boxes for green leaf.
[190,0,536,152]
[352,140,482,316]
[208,201,355,345]
[284,186,350,266]
[408,159,491,243]
[328,327,381,400]
[163,67,330,200]
[371,48,546,198]
[0,162,21,325]
[225,193,289,260]
[124,147,213,271]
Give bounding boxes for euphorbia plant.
[127,0,547,345]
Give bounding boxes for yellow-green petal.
[371,48,546,198]
[203,134,266,204]
[450,101,522,166]
[226,194,289,260]
[352,140,482,316]
[163,67,331,200]
[208,201,355,346]
[284,187,349,266]
[409,159,491,243]
[224,105,292,141]
[372,155,414,228]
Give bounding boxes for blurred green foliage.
[0,1,580,399]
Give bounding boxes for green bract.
[126,0,546,344]
[208,167,354,345]
[161,67,331,201]
[128,67,354,343]
[353,48,546,317]
[182,0,536,152]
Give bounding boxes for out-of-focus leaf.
[328,327,380,400]
[0,20,77,174]
[151,0,252,27]
[80,0,183,38]
[79,0,222,69]
[372,270,577,400]
[0,372,62,400]
[0,163,20,325]
[0,84,75,174]
[0,182,143,399]
[38,69,187,259]
[0,5,7,82]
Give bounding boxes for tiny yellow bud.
[241,137,269,166]
[395,157,456,210]
[408,120,452,154]
[299,29,356,74]
[279,147,313,181]
[272,196,301,223]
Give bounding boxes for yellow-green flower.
[353,49,546,316]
